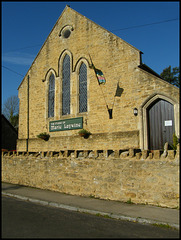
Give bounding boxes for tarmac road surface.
[2,196,179,238]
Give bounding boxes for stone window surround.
[59,25,74,39]
[45,69,57,120]
[76,58,89,114]
[48,73,55,118]
[62,54,71,116]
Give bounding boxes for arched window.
[48,73,55,118]
[79,63,87,113]
[62,54,70,115]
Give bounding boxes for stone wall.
[17,130,139,152]
[2,144,179,208]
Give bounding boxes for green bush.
[78,129,91,139]
[37,132,50,141]
[170,133,178,150]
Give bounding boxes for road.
[2,196,179,238]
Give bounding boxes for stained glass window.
[48,73,55,118]
[79,63,87,113]
[62,54,70,115]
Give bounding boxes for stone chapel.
[17,5,180,152]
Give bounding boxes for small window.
[63,29,71,38]
[48,74,55,118]
[79,63,87,113]
[59,25,73,39]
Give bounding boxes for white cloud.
[2,52,35,65]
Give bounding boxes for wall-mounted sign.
[49,117,83,132]
[164,120,172,127]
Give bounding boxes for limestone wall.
[17,130,139,152]
[2,145,179,208]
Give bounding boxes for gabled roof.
[138,63,162,79]
[138,63,179,89]
[17,5,142,90]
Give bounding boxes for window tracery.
[79,62,87,113]
[48,73,55,118]
[62,54,71,115]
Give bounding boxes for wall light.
[133,108,138,116]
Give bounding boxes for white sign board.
[165,120,172,126]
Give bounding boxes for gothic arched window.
[62,54,70,115]
[79,63,87,113]
[48,73,55,118]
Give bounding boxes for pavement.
[2,182,179,230]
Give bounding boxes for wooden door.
[147,99,175,150]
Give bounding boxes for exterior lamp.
[133,108,138,116]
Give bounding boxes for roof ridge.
[66,5,141,52]
[18,5,141,90]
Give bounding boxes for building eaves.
[138,63,179,90]
[138,63,162,79]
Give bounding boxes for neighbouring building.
[17,5,179,152]
[1,114,18,151]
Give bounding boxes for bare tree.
[3,95,19,129]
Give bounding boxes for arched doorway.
[147,99,175,150]
[141,94,178,150]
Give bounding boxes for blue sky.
[2,1,179,107]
